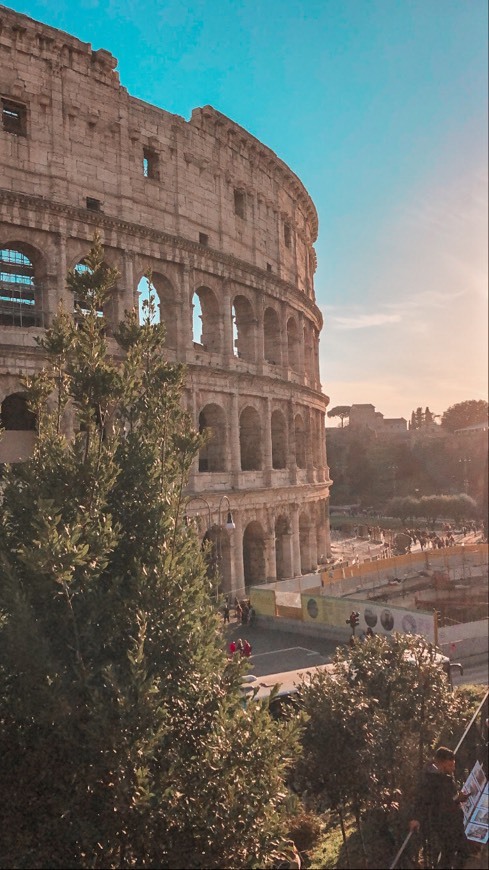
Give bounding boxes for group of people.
[221,597,255,625]
[228,638,252,658]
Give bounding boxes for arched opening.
[198,403,226,472]
[152,273,177,347]
[193,286,221,352]
[0,392,37,462]
[287,316,300,372]
[232,294,255,361]
[275,514,291,581]
[294,413,306,469]
[239,406,262,471]
[137,276,160,325]
[243,521,266,586]
[263,306,281,365]
[0,246,40,327]
[1,392,36,430]
[271,409,287,469]
[73,260,105,320]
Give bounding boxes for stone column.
[263,396,273,484]
[288,398,297,485]
[230,391,241,483]
[222,279,234,360]
[231,509,245,596]
[290,503,301,577]
[180,263,193,362]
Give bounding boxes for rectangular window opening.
[143,147,159,180]
[267,263,272,272]
[199,232,209,246]
[234,188,245,219]
[86,197,102,212]
[2,99,27,136]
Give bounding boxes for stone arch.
[0,392,37,462]
[287,316,300,372]
[239,405,262,471]
[294,413,306,469]
[243,520,266,586]
[271,408,287,469]
[275,514,291,581]
[198,403,226,472]
[193,286,221,352]
[1,392,36,430]
[0,243,44,327]
[232,294,256,361]
[263,306,281,365]
[72,258,109,323]
[151,272,177,347]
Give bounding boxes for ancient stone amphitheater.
[0,5,332,595]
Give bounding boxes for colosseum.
[0,5,332,596]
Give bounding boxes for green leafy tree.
[293,635,463,864]
[441,399,489,432]
[327,405,351,428]
[0,237,299,869]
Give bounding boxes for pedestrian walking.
[222,602,230,623]
[409,746,470,869]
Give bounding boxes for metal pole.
[389,831,413,870]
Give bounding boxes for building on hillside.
[347,404,407,435]
[0,6,332,595]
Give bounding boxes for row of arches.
[203,506,328,592]
[198,401,325,473]
[0,243,320,384]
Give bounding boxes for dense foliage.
[292,635,465,864]
[441,399,488,432]
[0,238,299,869]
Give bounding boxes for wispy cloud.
[328,312,401,330]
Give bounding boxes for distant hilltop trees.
[409,406,438,430]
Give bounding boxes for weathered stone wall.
[0,5,332,594]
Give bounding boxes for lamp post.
[184,495,235,600]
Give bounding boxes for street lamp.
[183,495,235,599]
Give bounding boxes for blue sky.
[7,0,488,419]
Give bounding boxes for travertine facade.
[0,5,332,594]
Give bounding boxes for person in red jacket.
[242,639,252,658]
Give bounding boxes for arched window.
[243,521,266,585]
[294,413,306,469]
[137,276,160,325]
[0,392,37,463]
[193,287,221,352]
[239,406,262,471]
[264,306,281,365]
[73,260,105,319]
[145,273,177,347]
[232,295,255,361]
[198,404,226,472]
[0,247,39,327]
[271,409,287,469]
[1,392,36,431]
[287,316,300,372]
[275,514,291,581]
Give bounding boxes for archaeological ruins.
[0,5,332,595]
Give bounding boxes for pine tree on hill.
[0,236,299,869]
